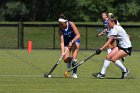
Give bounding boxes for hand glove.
[96,49,102,55]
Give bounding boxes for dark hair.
[114,19,117,24]
[108,13,115,18]
[59,13,67,20]
[110,15,115,19]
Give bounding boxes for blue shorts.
[64,39,80,46]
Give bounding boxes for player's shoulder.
[111,26,118,34]
[114,25,124,30]
[115,25,123,28]
[69,21,75,25]
[114,25,121,29]
[69,21,76,27]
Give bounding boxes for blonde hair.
[108,13,114,18]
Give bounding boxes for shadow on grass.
[90,76,135,80]
[43,75,71,79]
[105,76,135,79]
[49,76,69,78]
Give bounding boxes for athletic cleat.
[92,73,105,79]
[72,73,78,78]
[121,69,130,79]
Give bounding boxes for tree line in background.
[0,0,140,22]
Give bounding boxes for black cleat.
[121,69,130,79]
[92,73,105,79]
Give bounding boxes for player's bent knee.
[111,58,117,63]
[64,57,71,63]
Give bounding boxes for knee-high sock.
[115,60,127,72]
[107,48,112,54]
[72,59,77,74]
[101,59,111,74]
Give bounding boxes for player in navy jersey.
[98,12,120,38]
[58,13,80,78]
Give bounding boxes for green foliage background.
[0,0,140,21]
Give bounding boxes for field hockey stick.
[64,53,96,77]
[44,48,69,78]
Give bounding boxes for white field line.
[0,74,42,77]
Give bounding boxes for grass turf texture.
[0,49,139,93]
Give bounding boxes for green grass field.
[0,49,139,93]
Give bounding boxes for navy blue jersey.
[103,19,108,28]
[60,21,80,46]
[102,19,110,37]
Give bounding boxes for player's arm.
[70,21,80,43]
[99,26,118,51]
[58,28,65,54]
[98,31,104,37]
[97,28,107,37]
[100,35,115,50]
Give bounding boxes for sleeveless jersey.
[61,21,80,46]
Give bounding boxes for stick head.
[44,74,51,78]
[64,71,69,78]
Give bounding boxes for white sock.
[101,59,111,74]
[107,48,112,54]
[115,60,127,72]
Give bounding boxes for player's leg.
[121,57,125,62]
[63,47,72,69]
[99,42,117,77]
[93,47,119,78]
[107,48,112,54]
[100,47,112,75]
[94,48,111,78]
[71,42,80,78]
[111,50,130,79]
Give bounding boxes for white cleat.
[72,73,78,78]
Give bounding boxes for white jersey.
[109,25,132,48]
[106,20,120,38]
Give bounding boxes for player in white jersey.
[93,18,132,79]
[94,13,119,78]
[108,13,126,62]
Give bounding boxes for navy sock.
[72,60,78,74]
[73,67,77,74]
